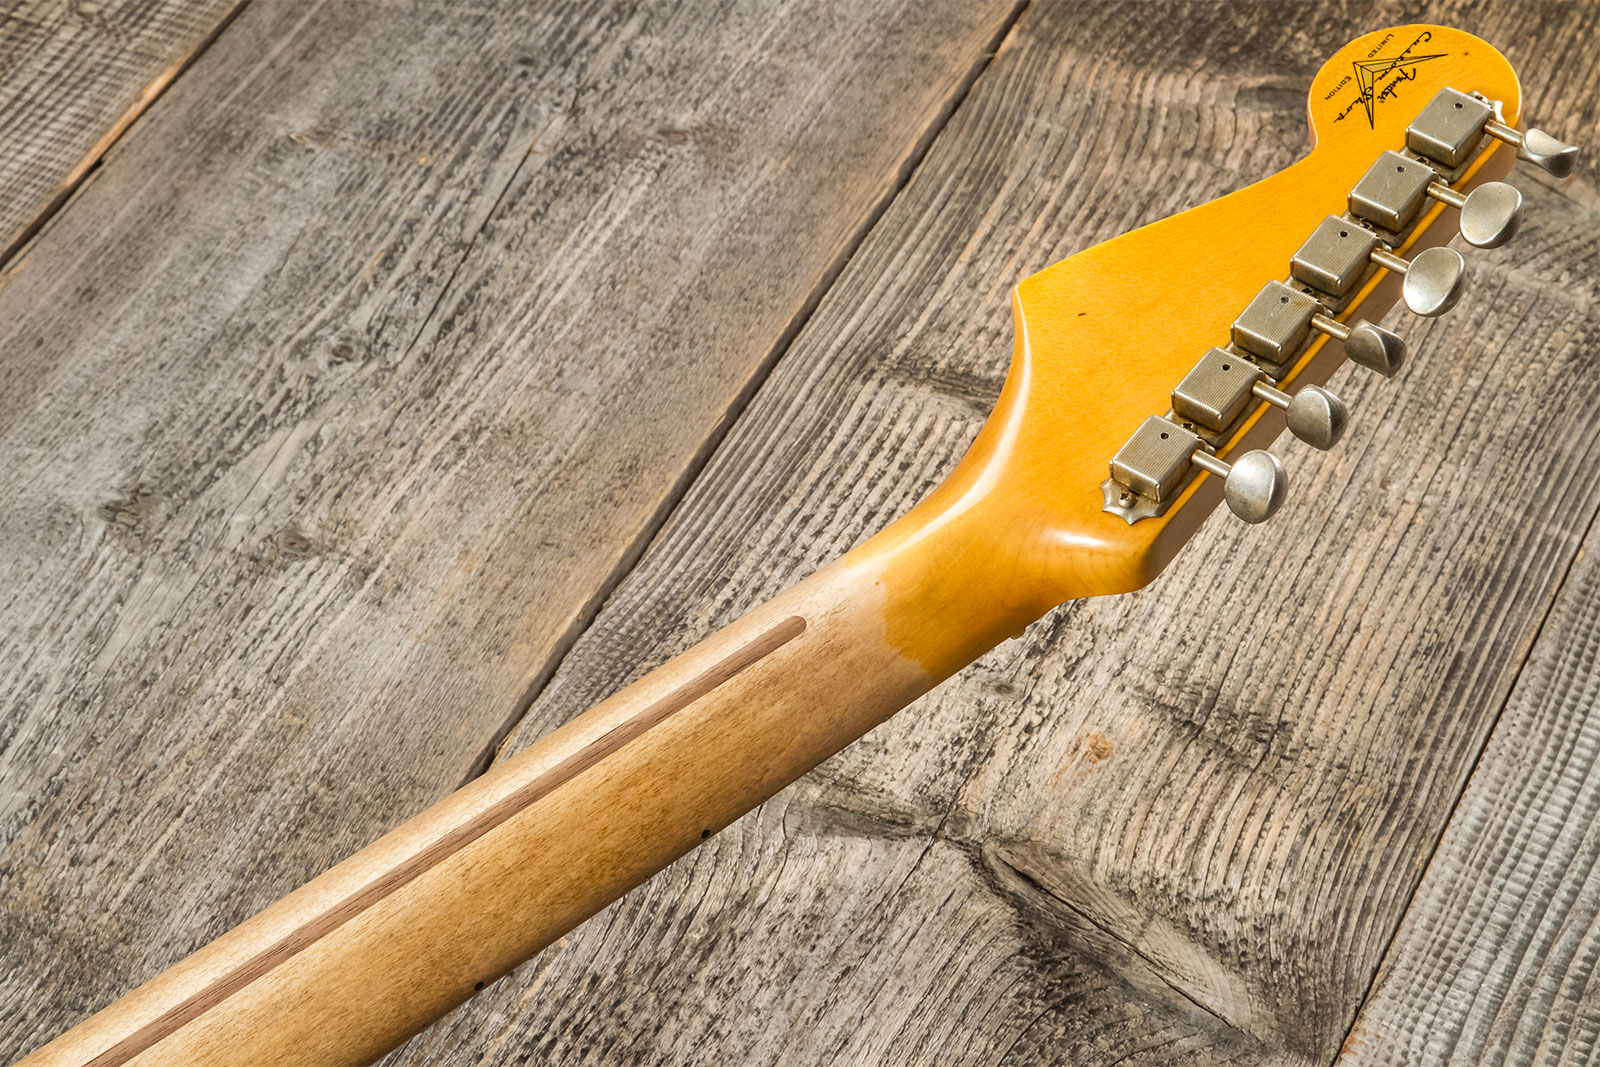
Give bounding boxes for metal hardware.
[1101,478,1163,524]
[1232,283,1321,365]
[1408,86,1579,178]
[1293,217,1463,317]
[1369,245,1466,316]
[1425,179,1523,248]
[1191,449,1287,524]
[1173,344,1346,451]
[1407,88,1496,167]
[1291,217,1379,299]
[1349,147,1522,250]
[1310,313,1405,377]
[1484,119,1580,178]
[1103,85,1571,526]
[1350,151,1436,231]
[1173,349,1261,430]
[1109,416,1202,503]
[1232,280,1400,374]
[1251,380,1347,450]
[1106,415,1286,525]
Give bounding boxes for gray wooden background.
[2,1,1598,1064]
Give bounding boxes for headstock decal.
[1334,31,1448,128]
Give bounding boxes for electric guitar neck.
[20,23,1580,1067]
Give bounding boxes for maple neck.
[20,481,1067,1067]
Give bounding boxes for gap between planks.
[458,0,1035,788]
[0,0,252,271]
[1331,487,1600,1067]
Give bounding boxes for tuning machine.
[1292,216,1465,318]
[1350,150,1522,248]
[1109,415,1286,525]
[1173,348,1347,451]
[1233,280,1405,377]
[1408,88,1579,178]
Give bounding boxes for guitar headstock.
[901,24,1579,606]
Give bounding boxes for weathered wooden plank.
[0,0,241,261]
[0,0,1022,1059]
[387,2,1600,1064]
[1340,504,1600,1060]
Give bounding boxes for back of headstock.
[894,24,1579,607]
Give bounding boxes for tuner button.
[1404,246,1467,317]
[1252,381,1348,451]
[1485,120,1581,179]
[1371,245,1466,317]
[1344,320,1407,377]
[1310,313,1406,377]
[1425,179,1523,248]
[1190,448,1287,524]
[1521,128,1580,178]
[1458,181,1524,248]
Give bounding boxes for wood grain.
[7,2,1599,1065]
[381,3,1600,1065]
[0,0,1020,1060]
[0,0,242,261]
[1339,512,1600,1062]
[64,617,805,1067]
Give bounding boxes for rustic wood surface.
[1344,516,1600,1066]
[3,2,1599,1066]
[0,0,241,261]
[0,0,1019,1059]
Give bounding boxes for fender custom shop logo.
[1324,31,1447,128]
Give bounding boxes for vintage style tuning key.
[1368,245,1465,316]
[1233,280,1406,377]
[1422,179,1522,248]
[1291,216,1465,318]
[1307,313,1406,377]
[1109,416,1286,524]
[1407,87,1580,177]
[1348,150,1522,248]
[1189,449,1286,524]
[1172,348,1347,451]
[1251,379,1346,451]
[1488,123,1582,177]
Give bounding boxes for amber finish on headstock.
[866,25,1521,674]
